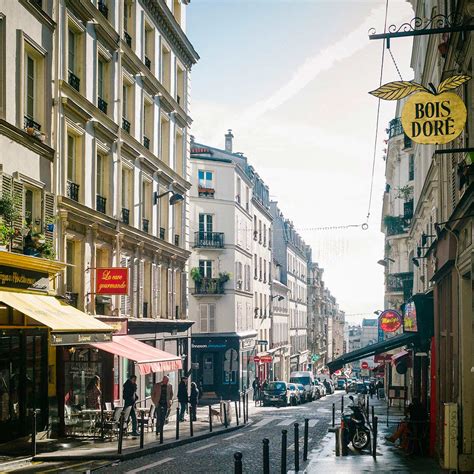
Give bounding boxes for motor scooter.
[341,395,371,450]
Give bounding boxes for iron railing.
[122,117,131,133]
[98,97,108,114]
[68,71,80,91]
[97,0,108,18]
[174,234,180,246]
[193,278,225,295]
[24,115,41,131]
[66,181,80,202]
[144,56,151,69]
[142,218,149,233]
[143,136,150,149]
[159,227,165,240]
[122,208,130,225]
[124,31,132,47]
[194,232,224,248]
[96,195,107,213]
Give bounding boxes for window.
[199,260,212,278]
[175,129,184,175]
[408,155,414,181]
[160,115,170,164]
[67,134,76,182]
[263,224,266,246]
[199,214,213,234]
[244,264,250,292]
[66,240,75,292]
[173,0,182,25]
[263,259,267,283]
[235,261,243,289]
[198,170,213,189]
[26,55,35,120]
[236,177,241,204]
[176,64,185,106]
[97,58,108,114]
[143,100,153,149]
[67,28,81,91]
[199,303,216,333]
[97,154,104,197]
[144,23,154,70]
[121,167,131,210]
[161,43,171,91]
[254,254,258,279]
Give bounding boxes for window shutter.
[12,180,24,250]
[167,268,173,318]
[120,256,131,316]
[132,258,139,317]
[152,263,158,317]
[209,304,216,332]
[138,259,144,317]
[0,173,13,199]
[199,304,208,332]
[43,191,55,245]
[181,271,187,318]
[173,269,177,319]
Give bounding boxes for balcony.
[193,278,225,296]
[97,0,108,18]
[198,186,215,198]
[24,115,41,132]
[194,232,224,249]
[404,200,414,220]
[122,208,130,225]
[386,272,413,296]
[66,181,80,202]
[403,134,412,149]
[122,117,131,133]
[98,97,108,114]
[124,31,132,47]
[143,136,150,149]
[387,117,403,139]
[68,70,80,91]
[144,56,151,69]
[96,195,107,214]
[142,218,149,233]
[174,234,180,246]
[159,227,165,240]
[384,215,409,236]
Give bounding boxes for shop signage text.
[254,355,272,363]
[51,332,112,346]
[191,342,226,349]
[378,309,402,333]
[0,266,49,292]
[96,268,129,295]
[369,75,471,145]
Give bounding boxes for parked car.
[296,384,308,403]
[336,378,347,390]
[314,382,326,398]
[355,382,368,394]
[262,381,291,407]
[287,383,300,405]
[322,379,335,394]
[290,371,315,401]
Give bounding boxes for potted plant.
[0,224,14,250]
[395,185,413,202]
[218,272,230,284]
[190,267,203,283]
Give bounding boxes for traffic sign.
[361,361,369,369]
[253,356,260,362]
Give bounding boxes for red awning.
[92,335,182,375]
[391,349,409,366]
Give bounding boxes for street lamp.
[377,257,395,266]
[153,189,184,205]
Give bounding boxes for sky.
[187,0,414,325]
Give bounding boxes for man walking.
[177,377,188,421]
[151,375,173,435]
[123,375,139,437]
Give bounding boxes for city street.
[98,393,339,474]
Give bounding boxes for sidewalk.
[305,396,442,473]
[0,401,258,467]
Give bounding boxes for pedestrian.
[151,375,173,435]
[376,380,383,399]
[189,381,199,421]
[177,377,188,422]
[369,382,375,399]
[252,377,260,402]
[85,375,101,409]
[123,375,139,436]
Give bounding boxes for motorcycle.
[341,395,371,450]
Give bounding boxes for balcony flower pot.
[25,127,35,136]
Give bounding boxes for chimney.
[225,129,234,153]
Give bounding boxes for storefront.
[191,333,256,400]
[0,253,113,442]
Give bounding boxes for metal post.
[366,394,370,418]
[238,396,241,419]
[332,403,335,427]
[263,438,270,474]
[234,452,243,474]
[281,430,287,474]
[117,412,125,454]
[341,395,344,415]
[373,416,378,459]
[139,411,144,449]
[31,410,37,457]
[209,405,213,432]
[294,422,300,472]
[371,405,375,426]
[303,418,309,461]
[100,404,105,440]
[387,401,389,427]
[335,427,340,457]
[235,401,239,426]
[245,392,249,422]
[224,402,228,428]
[190,405,194,437]
[176,407,180,440]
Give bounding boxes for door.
[199,214,213,245]
[202,353,214,386]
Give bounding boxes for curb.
[32,424,246,462]
[0,456,33,471]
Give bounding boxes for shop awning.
[91,335,182,375]
[327,332,419,373]
[0,290,112,333]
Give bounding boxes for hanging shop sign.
[0,265,49,292]
[96,268,129,295]
[378,309,402,333]
[403,300,418,332]
[370,75,471,144]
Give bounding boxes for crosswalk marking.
[188,442,217,453]
[126,457,174,473]
[277,418,295,426]
[224,433,244,441]
[308,419,318,427]
[249,418,275,431]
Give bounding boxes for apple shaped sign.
[370,75,471,145]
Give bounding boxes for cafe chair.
[103,406,124,439]
[105,402,113,411]
[137,405,155,432]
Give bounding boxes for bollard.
[223,402,228,428]
[294,422,300,472]
[386,402,389,427]
[366,395,370,418]
[372,416,378,459]
[234,451,243,474]
[238,397,241,419]
[209,405,213,432]
[140,410,145,449]
[332,402,335,427]
[31,410,37,457]
[235,400,239,426]
[101,404,105,440]
[263,438,270,474]
[176,407,180,440]
[303,418,309,461]
[281,430,287,474]
[371,405,375,427]
[341,395,344,415]
[245,392,249,423]
[335,427,340,457]
[190,406,194,437]
[117,412,125,454]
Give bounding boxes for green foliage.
[218,272,230,283]
[190,267,202,282]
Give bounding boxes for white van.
[289,371,315,401]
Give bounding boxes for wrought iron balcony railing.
[122,208,130,225]
[124,31,132,47]
[98,0,108,18]
[142,218,149,233]
[404,200,414,220]
[68,70,80,91]
[194,232,224,248]
[174,234,180,246]
[159,227,165,240]
[387,117,403,139]
[143,136,150,149]
[24,115,41,131]
[193,278,225,295]
[98,97,108,114]
[66,181,80,202]
[144,56,151,69]
[122,117,131,133]
[96,194,107,213]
